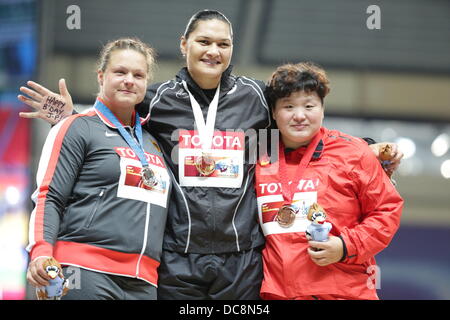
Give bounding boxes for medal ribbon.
[182,81,220,151]
[278,127,324,206]
[94,99,149,168]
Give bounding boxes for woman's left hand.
[307,236,344,267]
[369,142,404,176]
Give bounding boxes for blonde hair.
[97,37,156,81]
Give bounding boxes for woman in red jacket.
[255,62,404,300]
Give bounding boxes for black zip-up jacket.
[138,66,271,254]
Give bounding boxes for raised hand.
[18,79,74,125]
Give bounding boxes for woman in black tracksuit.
[139,10,270,299]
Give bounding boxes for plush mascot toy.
[306,203,332,242]
[36,258,69,300]
[379,144,394,178]
[379,143,398,185]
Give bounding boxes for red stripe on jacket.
[30,112,96,260]
[54,241,160,286]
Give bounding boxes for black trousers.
[157,246,263,300]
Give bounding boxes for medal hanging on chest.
[141,165,158,188]
[182,81,220,177]
[94,99,157,189]
[276,205,297,228]
[194,152,216,176]
[276,129,324,228]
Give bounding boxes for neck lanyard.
[94,99,148,168]
[278,128,324,205]
[182,80,220,151]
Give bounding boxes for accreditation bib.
[178,130,245,188]
[256,179,320,236]
[115,147,170,207]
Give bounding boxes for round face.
[180,19,233,89]
[272,90,324,149]
[97,49,148,112]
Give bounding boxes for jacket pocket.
[84,188,106,229]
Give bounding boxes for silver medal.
[141,166,158,188]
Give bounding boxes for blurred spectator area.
[37,0,450,120]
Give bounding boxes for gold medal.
[195,153,216,176]
[141,166,158,188]
[276,205,297,228]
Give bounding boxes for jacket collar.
[284,128,326,162]
[94,98,144,129]
[139,66,236,124]
[176,65,236,94]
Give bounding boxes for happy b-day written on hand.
[42,96,66,122]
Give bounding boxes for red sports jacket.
[255,127,403,299]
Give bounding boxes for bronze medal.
[195,154,216,176]
[141,166,158,188]
[276,205,297,228]
[276,130,324,229]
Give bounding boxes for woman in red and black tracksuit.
[25,38,171,300]
[255,62,403,300]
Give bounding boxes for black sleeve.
[362,137,377,145]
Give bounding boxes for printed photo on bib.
[178,130,244,188]
[256,179,319,236]
[115,147,170,207]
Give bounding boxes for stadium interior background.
[0,0,449,299]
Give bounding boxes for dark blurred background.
[0,0,449,300]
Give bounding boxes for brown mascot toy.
[36,258,69,300]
